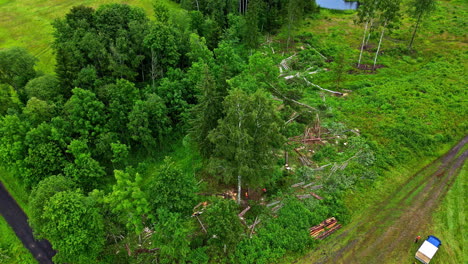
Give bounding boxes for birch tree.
[408,0,436,50]
[208,89,284,204]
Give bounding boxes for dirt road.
[298,135,468,264]
[0,182,55,264]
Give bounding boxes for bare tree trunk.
[151,48,156,88]
[358,21,368,67]
[365,19,373,45]
[373,22,386,71]
[195,0,199,11]
[237,174,241,205]
[408,13,422,51]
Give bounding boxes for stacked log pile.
[309,217,342,240]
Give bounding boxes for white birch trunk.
[358,21,368,67]
[237,174,241,205]
[373,22,386,70]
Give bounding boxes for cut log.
[266,201,281,207]
[308,185,323,190]
[291,182,305,188]
[238,206,251,218]
[311,192,323,200]
[296,194,312,200]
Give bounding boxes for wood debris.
[309,217,342,240]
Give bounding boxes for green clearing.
[0,0,180,73]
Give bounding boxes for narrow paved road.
[0,182,55,264]
[298,135,468,264]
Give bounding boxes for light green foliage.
[0,115,29,167]
[209,89,284,188]
[187,33,214,65]
[234,198,318,263]
[110,142,129,167]
[64,88,107,139]
[24,75,62,102]
[153,209,193,263]
[42,190,105,264]
[29,175,75,237]
[202,199,243,256]
[107,170,153,233]
[64,139,105,191]
[228,52,278,93]
[128,93,170,152]
[213,41,245,83]
[23,97,54,126]
[0,47,37,103]
[147,157,197,216]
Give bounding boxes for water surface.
[315,0,359,10]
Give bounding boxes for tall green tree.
[209,89,284,204]
[0,47,37,103]
[24,123,68,187]
[147,157,197,216]
[64,139,106,191]
[127,93,170,153]
[29,175,75,236]
[41,190,105,264]
[144,21,180,85]
[64,88,107,139]
[190,63,225,158]
[408,0,436,50]
[0,115,29,168]
[24,75,62,102]
[106,170,153,233]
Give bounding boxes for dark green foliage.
[105,79,140,143]
[24,75,62,102]
[0,47,37,103]
[127,93,170,152]
[147,157,197,216]
[189,63,224,158]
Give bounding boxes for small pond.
[315,0,359,10]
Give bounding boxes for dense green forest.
[0,0,466,263]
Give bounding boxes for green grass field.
[430,156,466,263]
[0,0,179,73]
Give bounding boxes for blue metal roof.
[427,235,441,247]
